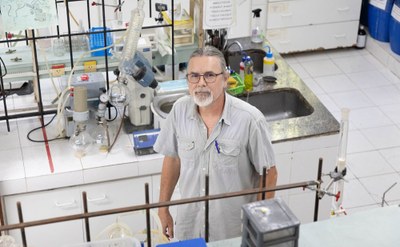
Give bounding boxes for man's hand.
[158,207,174,239]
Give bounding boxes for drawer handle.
[87,194,107,202]
[334,34,346,38]
[337,7,350,12]
[280,13,293,17]
[54,199,77,208]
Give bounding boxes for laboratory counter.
[226,37,340,143]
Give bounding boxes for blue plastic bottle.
[368,0,395,42]
[389,0,400,55]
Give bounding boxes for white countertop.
[0,116,164,196]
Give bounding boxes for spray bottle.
[251,9,264,43]
[263,46,275,77]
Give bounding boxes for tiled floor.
[283,39,400,214]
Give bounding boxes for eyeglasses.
[186,72,224,84]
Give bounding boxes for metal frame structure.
[0,159,326,247]
[0,0,176,131]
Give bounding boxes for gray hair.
[188,46,227,72]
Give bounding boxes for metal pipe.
[0,110,57,121]
[65,0,74,68]
[0,58,10,131]
[30,30,45,122]
[17,202,27,247]
[82,192,91,242]
[314,158,323,222]
[0,180,318,232]
[205,175,209,242]
[262,166,267,200]
[0,195,4,235]
[101,0,110,94]
[145,183,152,247]
[171,0,175,80]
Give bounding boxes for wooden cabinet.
[266,0,362,53]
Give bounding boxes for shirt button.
[202,168,206,171]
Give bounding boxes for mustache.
[194,88,211,93]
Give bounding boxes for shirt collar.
[220,92,232,126]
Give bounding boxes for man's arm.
[158,155,181,239]
[258,166,278,200]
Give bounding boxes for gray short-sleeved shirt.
[153,93,275,241]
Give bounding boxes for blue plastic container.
[368,0,395,42]
[389,0,400,55]
[89,27,113,57]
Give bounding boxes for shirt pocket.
[177,137,196,168]
[213,140,241,168]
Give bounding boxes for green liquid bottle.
[244,56,254,91]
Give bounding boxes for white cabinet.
[266,0,362,53]
[3,176,154,247]
[274,134,339,223]
[83,176,153,240]
[4,187,84,247]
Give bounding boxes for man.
[153,46,277,242]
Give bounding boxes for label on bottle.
[244,65,253,91]
[392,4,400,22]
[370,0,388,10]
[263,58,275,76]
[356,35,366,48]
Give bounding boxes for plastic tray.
[227,72,244,96]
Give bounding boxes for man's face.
[186,56,228,108]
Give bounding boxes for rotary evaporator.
[59,0,159,156]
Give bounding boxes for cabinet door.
[267,0,362,29]
[267,21,359,53]
[82,176,153,240]
[3,187,84,247]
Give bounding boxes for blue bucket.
[389,0,400,55]
[368,0,395,42]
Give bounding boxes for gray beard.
[193,92,213,107]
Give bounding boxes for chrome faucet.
[224,40,244,54]
[223,40,244,69]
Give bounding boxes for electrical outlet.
[51,64,65,77]
[84,60,97,73]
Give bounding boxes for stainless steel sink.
[225,49,268,74]
[151,92,187,128]
[152,88,313,124]
[238,88,314,121]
